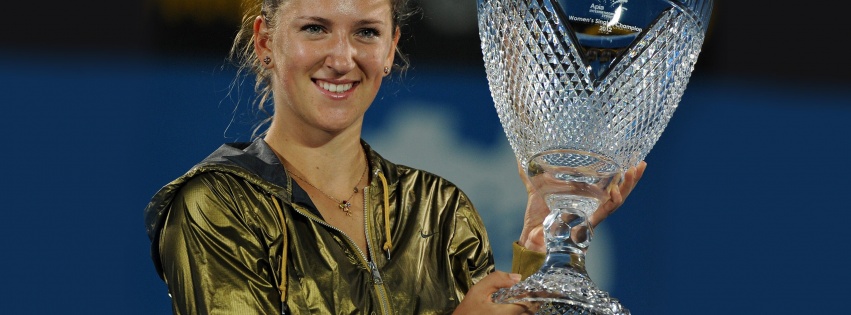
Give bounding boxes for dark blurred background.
[3,1,848,83]
[1,1,849,314]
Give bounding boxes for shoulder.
[173,171,246,208]
[394,163,460,188]
[389,163,482,229]
[145,161,280,243]
[393,164,471,203]
[167,171,267,228]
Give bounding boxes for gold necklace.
[286,154,368,217]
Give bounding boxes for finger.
[610,182,624,206]
[501,303,533,314]
[466,271,520,303]
[587,162,647,228]
[590,170,631,226]
[516,160,533,193]
[619,161,647,199]
[618,172,635,199]
[628,161,647,186]
[479,272,530,313]
[490,302,533,315]
[590,189,619,226]
[522,226,546,252]
[635,161,647,179]
[478,271,522,293]
[454,272,530,315]
[600,188,620,215]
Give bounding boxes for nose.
[324,33,356,74]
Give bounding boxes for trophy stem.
[542,194,597,257]
[492,194,629,315]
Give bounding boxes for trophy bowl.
[477,0,713,314]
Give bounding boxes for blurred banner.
[2,55,850,315]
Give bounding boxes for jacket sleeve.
[448,192,496,298]
[511,241,545,279]
[158,173,280,315]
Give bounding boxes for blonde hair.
[228,0,416,139]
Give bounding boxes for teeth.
[319,81,353,93]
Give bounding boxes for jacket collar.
[210,138,401,191]
[201,139,290,191]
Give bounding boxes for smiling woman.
[142,0,643,314]
[228,0,415,138]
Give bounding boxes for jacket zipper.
[363,184,392,315]
[289,185,391,315]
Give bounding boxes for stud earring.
[263,56,271,65]
[383,66,390,74]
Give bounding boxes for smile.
[318,81,355,93]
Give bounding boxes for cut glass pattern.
[479,0,710,170]
[478,0,712,314]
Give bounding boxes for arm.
[159,173,280,315]
[449,194,531,315]
[447,193,495,297]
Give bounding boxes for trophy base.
[493,267,630,315]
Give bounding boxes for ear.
[384,26,401,72]
[253,16,273,67]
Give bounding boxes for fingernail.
[509,273,521,282]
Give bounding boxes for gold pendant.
[339,201,353,216]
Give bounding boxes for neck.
[264,123,367,194]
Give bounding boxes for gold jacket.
[144,139,527,315]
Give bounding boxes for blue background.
[2,1,850,314]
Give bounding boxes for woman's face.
[257,0,399,135]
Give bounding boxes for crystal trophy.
[477,0,712,313]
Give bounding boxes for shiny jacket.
[144,139,497,315]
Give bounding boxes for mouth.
[315,80,357,94]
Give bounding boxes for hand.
[452,271,531,315]
[517,161,647,252]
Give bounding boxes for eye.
[356,28,381,39]
[301,24,325,34]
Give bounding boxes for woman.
[143,0,646,314]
